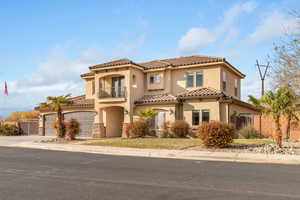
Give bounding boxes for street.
[0,147,299,200]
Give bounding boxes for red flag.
[4,81,8,96]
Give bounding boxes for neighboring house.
[37,55,260,137]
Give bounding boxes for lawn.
[79,138,274,150]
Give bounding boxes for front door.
[112,77,124,97]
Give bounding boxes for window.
[186,72,194,88]
[150,112,166,129]
[202,110,210,122]
[234,79,238,96]
[222,71,227,91]
[150,74,161,84]
[192,110,200,125]
[196,72,203,87]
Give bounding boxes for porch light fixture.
[124,109,129,115]
[169,108,174,115]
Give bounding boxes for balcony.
[98,87,126,99]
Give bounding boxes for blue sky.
[0,0,299,117]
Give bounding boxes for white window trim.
[186,72,203,88]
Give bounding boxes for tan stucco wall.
[170,66,221,95]
[221,66,241,99]
[85,78,95,99]
[182,99,220,126]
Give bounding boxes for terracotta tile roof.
[140,56,225,69]
[135,93,178,104]
[177,87,225,99]
[80,72,95,78]
[89,59,144,70]
[84,55,244,77]
[68,95,94,106]
[36,95,95,111]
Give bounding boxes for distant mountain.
[0,107,34,118]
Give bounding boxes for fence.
[1,119,39,135]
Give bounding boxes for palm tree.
[40,94,73,138]
[282,87,299,140]
[248,86,298,147]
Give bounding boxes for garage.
[44,114,56,136]
[64,111,96,137]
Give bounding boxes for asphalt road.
[0,147,299,200]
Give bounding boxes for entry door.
[112,77,124,97]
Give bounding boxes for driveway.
[0,136,53,146]
[0,147,300,200]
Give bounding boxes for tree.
[40,94,73,138]
[6,111,40,121]
[138,108,158,120]
[271,13,300,93]
[248,87,298,147]
[282,87,299,140]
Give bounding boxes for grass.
[78,138,274,150]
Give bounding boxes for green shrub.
[65,118,81,140]
[129,120,149,138]
[0,125,21,136]
[170,120,190,138]
[197,121,234,148]
[238,126,261,139]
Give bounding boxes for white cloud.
[241,76,271,101]
[177,1,257,54]
[0,34,146,115]
[178,28,216,54]
[249,10,298,44]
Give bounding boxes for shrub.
[197,121,235,148]
[238,126,261,139]
[0,125,21,136]
[65,118,81,140]
[170,120,190,138]
[129,120,149,138]
[157,121,171,138]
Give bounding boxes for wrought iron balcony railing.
[98,87,126,98]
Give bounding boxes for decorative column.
[92,108,106,138]
[38,114,45,136]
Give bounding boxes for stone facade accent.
[38,127,44,136]
[122,123,130,138]
[92,123,106,138]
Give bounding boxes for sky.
[0,0,299,117]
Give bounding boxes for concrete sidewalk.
[6,141,300,165]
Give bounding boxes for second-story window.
[234,79,238,96]
[150,74,161,84]
[186,72,203,88]
[222,71,227,91]
[196,72,203,87]
[186,72,194,88]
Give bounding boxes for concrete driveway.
[0,136,53,146]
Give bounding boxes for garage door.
[64,111,96,137]
[44,114,56,136]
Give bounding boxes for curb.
[7,143,300,165]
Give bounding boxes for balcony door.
[112,77,124,97]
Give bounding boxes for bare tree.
[271,12,300,94]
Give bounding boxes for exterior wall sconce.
[169,108,174,115]
[124,109,129,115]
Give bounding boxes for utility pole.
[255,60,271,137]
[256,60,270,97]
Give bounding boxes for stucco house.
[37,55,260,137]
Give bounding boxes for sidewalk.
[7,141,300,165]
